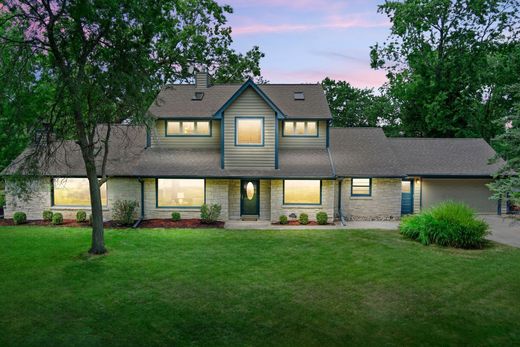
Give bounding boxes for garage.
[421,178,497,213]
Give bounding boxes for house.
[1,71,508,223]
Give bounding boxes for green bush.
[200,203,221,224]
[42,210,53,222]
[316,212,328,225]
[0,194,5,207]
[171,212,181,221]
[76,210,87,223]
[52,212,63,225]
[299,213,309,225]
[113,200,139,226]
[13,212,27,225]
[399,201,489,249]
[279,215,288,225]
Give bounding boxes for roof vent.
[192,91,204,101]
[294,92,305,100]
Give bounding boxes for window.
[157,179,205,207]
[351,178,371,197]
[166,120,210,136]
[283,180,321,205]
[52,178,107,207]
[236,118,263,145]
[294,92,305,100]
[283,121,318,136]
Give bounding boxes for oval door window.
[246,182,255,200]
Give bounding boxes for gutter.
[132,178,145,228]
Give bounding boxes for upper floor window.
[166,120,210,136]
[236,117,264,146]
[351,178,372,197]
[52,178,108,207]
[283,121,318,137]
[156,179,205,208]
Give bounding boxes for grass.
[0,227,520,346]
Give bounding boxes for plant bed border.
[272,220,334,226]
[0,218,224,229]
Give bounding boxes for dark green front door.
[241,180,259,216]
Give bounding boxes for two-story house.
[2,71,509,222]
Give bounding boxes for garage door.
[422,179,497,213]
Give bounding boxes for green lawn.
[0,227,519,346]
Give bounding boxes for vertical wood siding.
[150,119,220,148]
[278,120,327,148]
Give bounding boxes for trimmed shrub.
[316,212,328,225]
[76,210,87,223]
[279,215,288,225]
[171,212,181,222]
[52,212,63,225]
[113,200,139,226]
[399,201,489,249]
[42,210,53,222]
[13,212,27,225]
[299,213,309,225]
[201,203,221,224]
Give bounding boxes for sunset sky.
[220,0,390,88]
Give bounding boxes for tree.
[321,77,399,133]
[371,0,520,140]
[0,0,264,254]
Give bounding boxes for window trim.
[351,178,372,197]
[155,178,206,209]
[282,120,319,138]
[234,116,265,147]
[51,177,108,207]
[164,120,212,137]
[282,179,322,206]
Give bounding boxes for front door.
[401,179,414,215]
[241,180,259,216]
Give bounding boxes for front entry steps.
[241,215,259,221]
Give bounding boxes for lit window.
[283,180,321,205]
[52,178,107,207]
[157,179,205,207]
[166,121,210,136]
[283,121,318,136]
[351,178,371,196]
[236,118,263,145]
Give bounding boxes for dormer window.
[166,120,211,136]
[294,92,304,100]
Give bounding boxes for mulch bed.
[0,218,224,228]
[272,220,333,226]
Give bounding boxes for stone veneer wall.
[228,180,241,220]
[413,177,421,214]
[341,178,401,221]
[270,179,335,223]
[259,179,271,220]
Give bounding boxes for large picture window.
[283,180,321,205]
[283,121,318,136]
[52,178,107,207]
[351,178,372,197]
[166,120,210,136]
[157,179,205,207]
[236,118,263,145]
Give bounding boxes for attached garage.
[422,178,496,213]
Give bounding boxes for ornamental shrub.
[76,210,87,223]
[42,210,53,222]
[316,212,328,225]
[279,215,288,225]
[399,201,489,249]
[171,212,181,221]
[52,212,63,225]
[201,203,221,224]
[13,212,27,225]
[299,213,309,225]
[113,200,139,226]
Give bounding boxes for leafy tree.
[371,0,520,140]
[0,0,264,254]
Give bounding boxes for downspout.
[328,147,345,226]
[132,178,145,228]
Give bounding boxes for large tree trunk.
[85,158,106,255]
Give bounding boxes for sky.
[218,0,391,88]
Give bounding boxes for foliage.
[12,211,26,225]
[42,210,53,222]
[399,201,489,248]
[200,203,221,224]
[76,210,87,223]
[0,194,5,207]
[112,200,138,226]
[51,212,63,225]
[88,214,93,226]
[298,213,309,225]
[316,212,328,225]
[371,0,520,140]
[171,212,181,222]
[279,215,288,225]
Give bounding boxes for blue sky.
[219,0,390,88]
